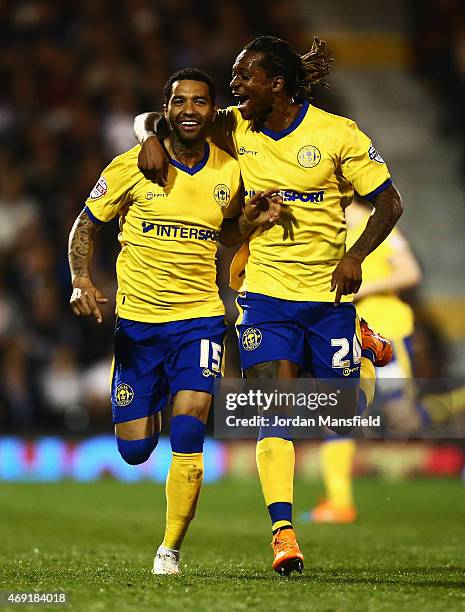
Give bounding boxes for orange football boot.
[271,528,304,576]
[311,500,357,524]
[360,318,393,367]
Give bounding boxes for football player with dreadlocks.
[134,36,401,576]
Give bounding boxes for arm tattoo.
[346,184,403,262]
[68,210,98,280]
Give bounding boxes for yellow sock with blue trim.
[162,415,205,550]
[320,438,356,509]
[256,436,295,532]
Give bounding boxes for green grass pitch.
[1,478,465,611]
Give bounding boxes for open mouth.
[234,94,250,110]
[238,95,249,106]
[178,119,200,132]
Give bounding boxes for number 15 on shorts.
[200,339,223,375]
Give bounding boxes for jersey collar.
[260,100,310,141]
[169,141,210,176]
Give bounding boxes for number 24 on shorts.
[331,334,361,368]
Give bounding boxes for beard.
[167,116,211,147]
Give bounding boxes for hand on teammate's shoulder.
[138,136,169,186]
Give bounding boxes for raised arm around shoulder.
[134,112,163,142]
[134,111,169,185]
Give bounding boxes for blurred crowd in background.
[0,0,461,433]
[410,0,465,179]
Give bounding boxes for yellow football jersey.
[216,102,391,301]
[346,220,414,339]
[85,143,241,323]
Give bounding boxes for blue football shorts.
[111,315,227,424]
[236,292,361,379]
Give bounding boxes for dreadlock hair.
[244,35,332,101]
[163,68,216,105]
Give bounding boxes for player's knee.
[173,391,211,422]
[170,414,206,453]
[116,433,159,465]
[246,361,278,379]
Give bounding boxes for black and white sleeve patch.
[368,144,385,164]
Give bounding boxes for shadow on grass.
[303,566,465,589]
[178,565,465,589]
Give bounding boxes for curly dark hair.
[244,35,332,100]
[163,68,216,104]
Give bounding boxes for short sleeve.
[84,155,134,224]
[339,121,392,202]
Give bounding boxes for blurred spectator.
[40,345,81,416]
[0,166,39,253]
[410,0,465,177]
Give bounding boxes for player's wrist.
[344,250,365,264]
[72,275,93,288]
[141,132,157,143]
[240,211,258,233]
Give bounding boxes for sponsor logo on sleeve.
[368,144,385,164]
[89,175,108,199]
[297,145,321,168]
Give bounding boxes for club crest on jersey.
[89,175,108,199]
[214,184,231,207]
[115,383,134,406]
[297,145,321,168]
[368,145,385,164]
[242,327,262,351]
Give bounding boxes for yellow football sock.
[320,438,356,509]
[162,452,203,550]
[256,437,294,531]
[360,356,376,409]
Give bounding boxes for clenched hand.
[70,277,108,324]
[138,136,169,186]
